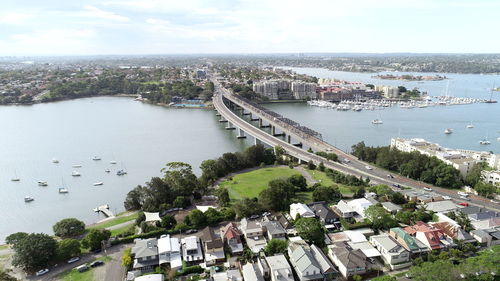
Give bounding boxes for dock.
[94,204,115,218]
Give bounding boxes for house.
[309,244,338,280]
[403,221,453,250]
[277,215,297,236]
[471,217,500,230]
[381,202,402,214]
[430,222,475,243]
[257,256,271,279]
[131,238,159,272]
[369,234,411,270]
[287,242,324,281]
[158,235,182,270]
[424,200,460,213]
[201,226,225,266]
[290,203,315,220]
[135,274,165,281]
[347,241,381,259]
[389,228,429,256]
[242,263,265,281]
[327,242,368,279]
[401,190,443,204]
[308,202,339,225]
[240,218,267,253]
[265,254,294,281]
[332,200,356,218]
[181,236,203,264]
[221,222,244,255]
[261,220,287,240]
[212,270,243,281]
[471,228,500,246]
[338,198,373,218]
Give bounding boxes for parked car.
[392,183,401,188]
[90,260,104,267]
[249,214,260,220]
[365,165,372,170]
[460,196,471,201]
[458,191,469,197]
[343,159,350,164]
[185,229,197,234]
[458,202,469,207]
[35,269,49,276]
[442,196,451,200]
[490,199,499,204]
[423,187,432,191]
[387,174,394,178]
[262,212,271,217]
[76,264,89,272]
[67,257,80,264]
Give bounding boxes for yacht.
[92,156,101,161]
[116,169,127,176]
[52,158,59,163]
[444,128,453,134]
[11,169,20,181]
[58,187,69,194]
[110,161,117,164]
[24,196,34,202]
[38,181,48,186]
[72,171,81,177]
[105,169,110,173]
[93,182,104,186]
[466,122,474,128]
[372,119,383,125]
[72,164,82,168]
[479,139,491,145]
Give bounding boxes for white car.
[36,269,49,276]
[442,196,451,200]
[460,196,471,201]
[67,257,80,264]
[423,187,432,191]
[365,165,372,170]
[458,192,469,197]
[491,199,499,204]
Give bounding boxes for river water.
[0,97,251,241]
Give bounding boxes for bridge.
[212,80,500,211]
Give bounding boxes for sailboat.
[72,171,81,177]
[92,156,102,161]
[372,113,383,124]
[466,122,474,129]
[444,128,453,134]
[479,133,491,145]
[38,181,48,186]
[485,85,498,103]
[52,158,59,163]
[11,169,20,182]
[58,178,69,194]
[24,196,34,202]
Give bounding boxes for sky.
[0,0,499,56]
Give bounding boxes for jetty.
[93,204,115,218]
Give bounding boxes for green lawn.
[110,225,135,236]
[0,245,8,250]
[60,256,112,281]
[295,191,313,204]
[88,212,138,230]
[306,169,353,196]
[220,167,301,200]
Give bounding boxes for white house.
[158,235,182,270]
[369,234,411,270]
[265,254,294,281]
[181,236,203,264]
[290,203,315,220]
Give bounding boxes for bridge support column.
[272,126,285,137]
[287,135,291,143]
[237,128,246,139]
[226,122,236,130]
[215,112,221,117]
[250,113,259,121]
[242,110,251,116]
[219,116,228,123]
[254,138,262,146]
[259,119,271,128]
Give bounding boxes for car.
[365,165,372,170]
[90,260,105,267]
[387,174,394,178]
[442,196,451,200]
[35,269,49,276]
[249,214,260,220]
[460,196,471,201]
[392,183,401,188]
[76,264,89,272]
[67,257,80,264]
[343,159,350,164]
[458,202,469,207]
[458,191,469,197]
[490,199,499,204]
[262,212,271,217]
[185,229,198,234]
[423,187,432,191]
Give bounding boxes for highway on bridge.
[213,84,500,212]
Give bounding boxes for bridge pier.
[226,122,236,130]
[242,110,251,116]
[259,119,271,128]
[254,138,262,146]
[250,113,260,121]
[272,126,285,137]
[293,142,303,148]
[287,135,291,144]
[237,128,246,139]
[219,116,228,123]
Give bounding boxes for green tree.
[162,162,201,196]
[186,209,207,229]
[233,198,262,218]
[474,182,497,198]
[5,232,28,246]
[215,188,230,207]
[288,174,308,191]
[264,239,289,256]
[160,215,177,230]
[365,205,398,230]
[11,233,57,272]
[259,179,295,211]
[307,160,316,170]
[204,208,223,226]
[312,185,341,203]
[295,218,325,246]
[352,275,363,281]
[81,229,111,251]
[55,239,81,261]
[122,248,132,268]
[52,218,85,238]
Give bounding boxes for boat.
[466,122,474,129]
[72,171,81,177]
[24,196,34,202]
[485,87,498,103]
[72,165,82,168]
[92,156,101,161]
[479,139,491,145]
[116,169,127,176]
[444,128,453,134]
[11,169,20,181]
[497,137,500,142]
[52,158,59,163]
[38,181,48,186]
[372,119,383,124]
[105,169,110,173]
[93,182,103,186]
[110,161,117,164]
[58,187,69,194]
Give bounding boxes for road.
[213,86,500,212]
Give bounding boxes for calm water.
[0,97,251,242]
[269,67,500,153]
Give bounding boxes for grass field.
[110,225,135,236]
[60,256,112,281]
[220,167,301,200]
[0,245,8,250]
[88,212,138,230]
[306,169,353,196]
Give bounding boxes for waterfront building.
[291,81,317,99]
[158,235,182,270]
[131,238,159,272]
[375,85,399,98]
[253,80,317,100]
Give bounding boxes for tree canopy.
[11,233,57,272]
[81,229,111,251]
[294,218,325,247]
[52,218,85,238]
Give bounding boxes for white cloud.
[0,12,33,24]
[80,5,130,22]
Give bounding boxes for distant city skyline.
[1,0,499,56]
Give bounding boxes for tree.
[122,248,132,268]
[233,198,262,218]
[124,185,147,210]
[474,182,497,198]
[307,160,316,170]
[204,208,223,226]
[81,229,111,251]
[186,209,207,229]
[259,179,295,211]
[264,239,289,256]
[5,232,28,246]
[162,162,201,196]
[312,185,341,203]
[465,162,487,186]
[215,188,230,207]
[365,205,398,231]
[55,239,81,261]
[390,192,407,204]
[318,162,325,172]
[352,275,363,281]
[0,269,19,281]
[52,218,85,238]
[288,174,307,191]
[295,218,325,246]
[160,215,177,230]
[11,233,57,272]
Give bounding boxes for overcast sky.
[1,0,499,56]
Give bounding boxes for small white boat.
[105,169,110,173]
[24,196,34,202]
[72,165,82,168]
[110,161,117,164]
[58,187,69,194]
[92,156,101,161]
[372,119,383,125]
[444,128,453,134]
[11,178,20,182]
[38,181,48,186]
[479,139,491,145]
[93,182,103,186]
[71,171,81,177]
[466,122,474,128]
[497,137,500,142]
[52,158,59,163]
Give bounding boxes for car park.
[36,269,49,276]
[67,257,80,264]
[90,260,104,267]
